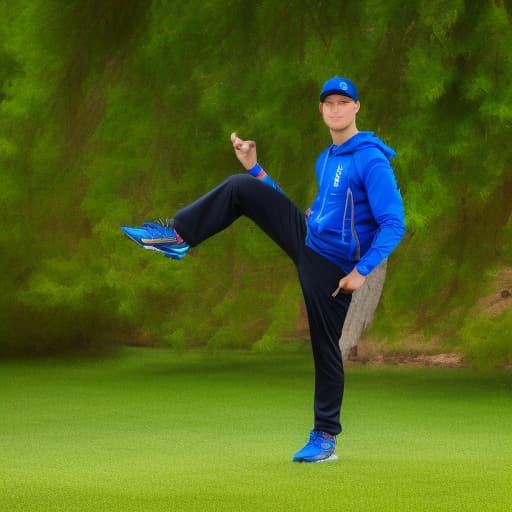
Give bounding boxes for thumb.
[230,132,241,146]
[332,276,349,297]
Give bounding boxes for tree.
[1,0,511,366]
[340,260,388,359]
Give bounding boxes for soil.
[346,347,467,368]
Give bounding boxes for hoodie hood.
[331,131,396,160]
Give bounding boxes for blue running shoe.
[121,219,190,260]
[292,431,338,463]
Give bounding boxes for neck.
[330,126,359,146]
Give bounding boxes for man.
[121,77,406,462]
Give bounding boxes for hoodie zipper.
[317,149,361,262]
[315,148,332,223]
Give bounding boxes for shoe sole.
[121,229,187,259]
[315,453,338,462]
[293,453,339,463]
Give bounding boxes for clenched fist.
[230,132,257,170]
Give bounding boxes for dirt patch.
[346,342,466,368]
[345,336,466,367]
[356,352,466,368]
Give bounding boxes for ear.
[354,101,361,114]
[319,103,324,114]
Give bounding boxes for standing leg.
[297,246,352,435]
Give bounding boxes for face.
[319,94,360,132]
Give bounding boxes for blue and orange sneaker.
[121,219,189,260]
[292,430,338,463]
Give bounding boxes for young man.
[121,77,406,462]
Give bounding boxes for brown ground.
[346,343,467,368]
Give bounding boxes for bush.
[461,309,512,369]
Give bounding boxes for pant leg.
[174,174,306,261]
[297,246,352,435]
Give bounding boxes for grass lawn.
[1,348,511,511]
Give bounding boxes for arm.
[355,160,406,276]
[230,132,285,195]
[332,160,405,296]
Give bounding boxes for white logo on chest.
[333,164,343,187]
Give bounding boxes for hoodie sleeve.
[355,159,406,276]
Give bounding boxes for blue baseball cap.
[320,77,358,102]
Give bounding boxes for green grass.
[1,348,511,511]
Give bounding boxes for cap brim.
[320,90,356,102]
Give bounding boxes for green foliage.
[461,310,512,369]
[1,0,511,362]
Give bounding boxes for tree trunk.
[339,259,388,359]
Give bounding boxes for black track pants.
[174,174,352,435]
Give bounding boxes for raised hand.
[230,132,257,170]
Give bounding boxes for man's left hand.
[331,268,366,297]
[230,132,257,170]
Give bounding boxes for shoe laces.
[309,430,335,448]
[142,221,177,240]
[155,217,175,229]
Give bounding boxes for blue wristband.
[247,163,263,177]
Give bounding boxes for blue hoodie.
[305,131,405,276]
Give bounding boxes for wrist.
[247,163,263,176]
[355,263,370,276]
